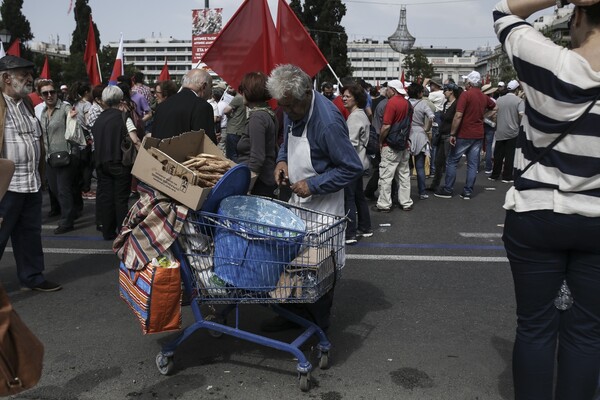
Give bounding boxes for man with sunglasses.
[0,55,62,292]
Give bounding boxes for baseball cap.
[60,84,68,90]
[387,79,407,95]
[462,71,481,85]
[507,80,519,91]
[498,81,506,87]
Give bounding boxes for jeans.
[46,160,77,228]
[0,191,46,287]
[414,152,426,196]
[97,162,132,240]
[430,135,451,191]
[442,138,482,196]
[503,210,600,400]
[226,133,241,162]
[490,137,517,181]
[484,125,495,172]
[377,146,412,209]
[344,175,371,238]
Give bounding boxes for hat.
[483,87,497,95]
[0,55,34,71]
[507,80,519,91]
[443,83,459,92]
[462,71,481,85]
[498,81,506,87]
[429,79,442,88]
[60,84,68,90]
[481,83,492,93]
[387,79,407,95]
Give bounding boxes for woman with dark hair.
[406,83,434,200]
[494,0,600,398]
[236,71,278,197]
[154,80,178,104]
[342,83,372,244]
[428,83,462,192]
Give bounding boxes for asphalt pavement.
[1,165,517,400]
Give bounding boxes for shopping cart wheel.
[299,372,311,392]
[204,314,224,338]
[156,352,175,375]
[318,351,330,370]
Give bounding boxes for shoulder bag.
[64,106,86,146]
[0,285,44,396]
[45,119,71,168]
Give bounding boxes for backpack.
[364,125,379,155]
[385,101,413,151]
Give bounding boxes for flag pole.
[96,54,102,83]
[326,63,341,88]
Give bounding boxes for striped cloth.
[113,182,189,270]
[494,0,600,217]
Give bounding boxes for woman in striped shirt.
[494,0,600,398]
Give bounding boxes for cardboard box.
[132,130,236,210]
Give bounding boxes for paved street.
[1,166,517,400]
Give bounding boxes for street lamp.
[0,28,11,46]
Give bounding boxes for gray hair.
[182,69,210,90]
[102,85,123,107]
[267,64,312,101]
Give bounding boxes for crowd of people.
[1,0,600,394]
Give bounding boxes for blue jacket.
[277,90,363,195]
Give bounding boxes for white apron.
[287,93,344,217]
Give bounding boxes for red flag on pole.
[6,39,20,57]
[276,0,327,78]
[201,0,282,89]
[400,69,405,87]
[109,35,124,85]
[39,55,50,79]
[84,15,101,86]
[158,58,171,82]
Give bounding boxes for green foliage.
[403,48,434,83]
[497,51,517,85]
[289,0,351,84]
[0,0,33,54]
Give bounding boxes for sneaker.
[54,225,74,235]
[22,280,62,292]
[501,179,514,183]
[82,191,96,200]
[434,189,452,199]
[357,229,374,238]
[345,237,358,245]
[488,177,498,181]
[459,192,472,200]
[371,205,391,213]
[484,170,493,174]
[419,194,429,200]
[401,205,413,211]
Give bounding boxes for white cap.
[507,80,519,91]
[462,71,481,86]
[60,84,68,90]
[387,79,407,95]
[498,81,506,87]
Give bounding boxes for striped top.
[494,0,600,217]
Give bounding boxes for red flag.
[158,58,171,82]
[109,35,124,85]
[400,69,405,87]
[276,0,327,78]
[6,39,20,57]
[84,15,101,86]
[201,0,282,89]
[39,55,50,79]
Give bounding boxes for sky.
[18,0,509,52]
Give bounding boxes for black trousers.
[96,162,131,240]
[490,137,517,181]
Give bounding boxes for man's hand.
[291,179,312,198]
[274,161,289,186]
[449,136,457,147]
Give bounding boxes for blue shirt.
[277,90,363,195]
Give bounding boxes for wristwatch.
[556,0,569,7]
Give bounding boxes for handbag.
[64,113,86,146]
[0,285,44,396]
[47,151,71,168]
[121,135,138,167]
[118,260,182,335]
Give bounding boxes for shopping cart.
[155,196,346,392]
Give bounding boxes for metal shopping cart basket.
[155,196,346,392]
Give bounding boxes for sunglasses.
[41,90,56,97]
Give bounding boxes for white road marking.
[5,247,114,255]
[347,254,507,262]
[459,232,502,238]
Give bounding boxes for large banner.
[192,8,223,64]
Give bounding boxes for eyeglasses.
[41,90,56,97]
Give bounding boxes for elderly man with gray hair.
[261,64,363,332]
[0,55,62,292]
[152,68,215,143]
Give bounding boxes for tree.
[70,0,100,55]
[289,0,351,85]
[0,0,34,54]
[403,48,434,83]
